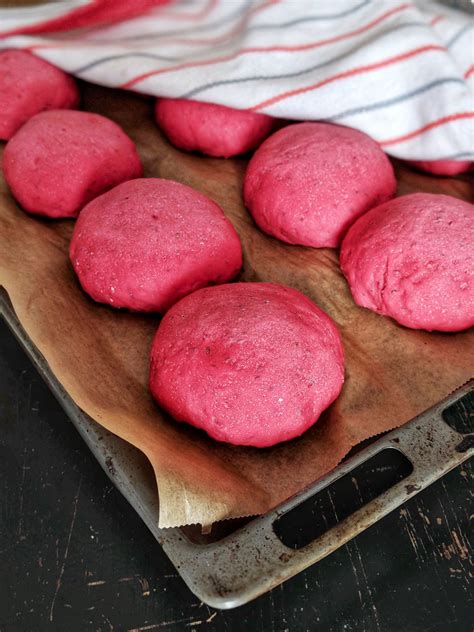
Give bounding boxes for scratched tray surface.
[1,290,473,609]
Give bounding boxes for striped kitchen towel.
[1,0,473,161]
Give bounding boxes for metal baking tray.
[1,288,473,609]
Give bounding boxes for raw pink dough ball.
[340,193,474,332]
[155,97,275,158]
[408,159,472,176]
[0,49,79,140]
[70,178,242,312]
[244,122,397,248]
[150,282,345,447]
[3,109,142,218]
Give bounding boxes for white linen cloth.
[1,0,473,160]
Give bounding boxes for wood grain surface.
[0,319,472,631]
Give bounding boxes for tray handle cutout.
[273,447,413,550]
[160,382,474,609]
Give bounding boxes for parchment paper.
[0,84,472,528]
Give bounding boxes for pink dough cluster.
[3,110,142,218]
[155,97,275,158]
[244,122,397,248]
[340,193,474,332]
[0,49,79,140]
[70,178,243,312]
[408,160,472,176]
[150,282,345,447]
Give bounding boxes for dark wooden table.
[0,318,472,632]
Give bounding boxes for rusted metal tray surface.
[1,288,472,609]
